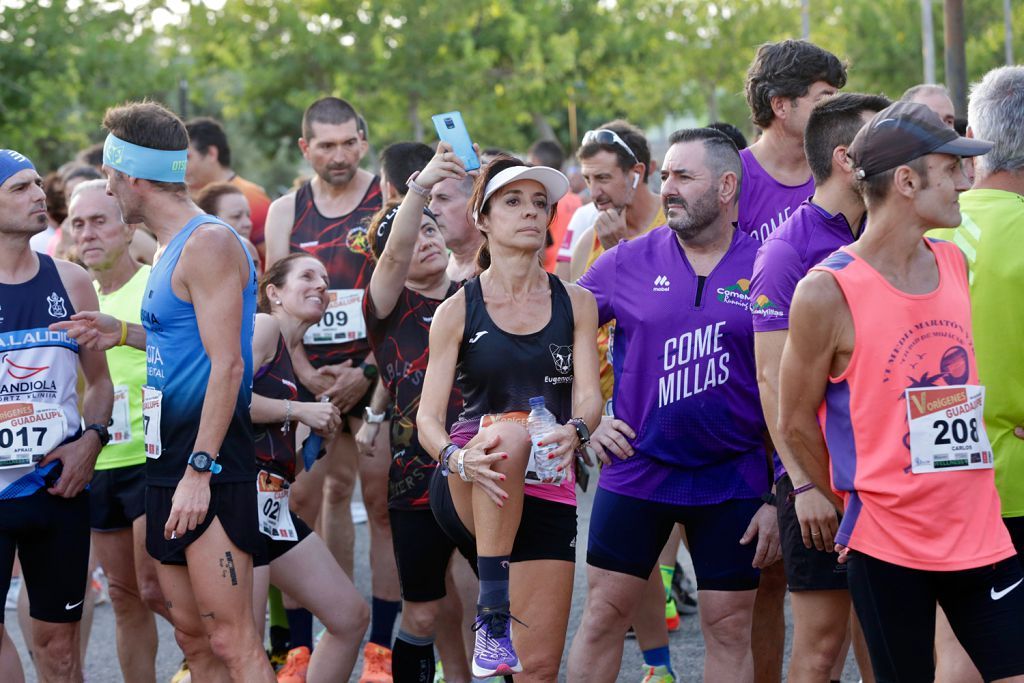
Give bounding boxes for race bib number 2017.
[0,402,67,469]
[906,384,993,474]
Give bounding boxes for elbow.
[213,355,245,390]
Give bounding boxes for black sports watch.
[84,423,111,447]
[187,451,223,474]
[360,361,379,381]
[568,418,591,448]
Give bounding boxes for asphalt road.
[6,478,865,682]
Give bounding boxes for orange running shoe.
[277,646,311,683]
[358,642,393,683]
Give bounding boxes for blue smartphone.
[431,111,481,171]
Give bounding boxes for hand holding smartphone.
[431,111,481,171]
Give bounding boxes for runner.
[56,101,274,682]
[739,40,846,242]
[567,129,777,683]
[900,84,956,129]
[428,171,482,284]
[184,117,272,255]
[249,253,369,683]
[264,96,400,681]
[364,143,473,682]
[418,157,602,679]
[66,179,170,682]
[777,101,1024,682]
[194,182,262,274]
[749,93,889,683]
[0,149,113,683]
[378,142,434,202]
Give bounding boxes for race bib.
[108,385,132,446]
[0,402,67,468]
[303,289,366,345]
[142,386,162,459]
[906,384,993,474]
[480,412,569,486]
[257,470,298,540]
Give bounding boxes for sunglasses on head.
[582,129,638,163]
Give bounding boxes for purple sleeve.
[749,238,803,333]
[577,246,617,327]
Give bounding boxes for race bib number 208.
[906,384,993,474]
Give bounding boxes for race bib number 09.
[906,384,993,474]
[0,402,67,469]
[303,289,366,345]
[142,386,162,459]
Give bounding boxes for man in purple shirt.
[751,92,889,683]
[567,129,779,683]
[739,40,846,243]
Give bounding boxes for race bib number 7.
[0,402,67,468]
[142,386,162,459]
[303,289,366,345]
[906,384,993,474]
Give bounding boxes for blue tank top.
[141,215,257,486]
[0,254,79,499]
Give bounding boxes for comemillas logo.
[750,294,784,318]
[716,278,751,308]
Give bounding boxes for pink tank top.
[813,239,1013,571]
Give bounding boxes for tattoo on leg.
[165,601,173,610]
[219,551,238,586]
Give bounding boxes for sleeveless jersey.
[457,273,576,505]
[94,265,149,470]
[813,239,1014,571]
[141,215,257,487]
[253,333,299,482]
[578,226,769,506]
[737,148,815,243]
[0,254,79,499]
[289,179,381,366]
[365,281,462,510]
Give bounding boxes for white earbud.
[632,172,640,189]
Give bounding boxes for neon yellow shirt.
[94,265,150,470]
[941,190,1024,516]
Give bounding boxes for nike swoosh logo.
[65,600,84,611]
[991,578,1023,601]
[468,331,488,344]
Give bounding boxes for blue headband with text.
[103,133,187,183]
[0,149,35,187]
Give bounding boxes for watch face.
[192,453,210,470]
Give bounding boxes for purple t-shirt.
[749,200,862,332]
[578,226,770,505]
[738,148,815,243]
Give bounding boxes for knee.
[207,623,260,667]
[522,652,561,682]
[581,592,634,639]
[138,577,166,615]
[323,474,355,505]
[400,601,441,637]
[702,607,752,649]
[328,597,370,637]
[174,623,211,660]
[486,422,531,466]
[33,627,77,675]
[107,580,145,615]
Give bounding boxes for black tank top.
[457,273,574,424]
[252,335,299,482]
[289,179,381,366]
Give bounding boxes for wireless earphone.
[632,172,640,189]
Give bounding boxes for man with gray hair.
[901,83,956,129]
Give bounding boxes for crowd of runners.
[1,37,1024,683]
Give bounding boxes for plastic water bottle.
[527,396,562,483]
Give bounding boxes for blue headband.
[0,149,35,187]
[103,133,187,183]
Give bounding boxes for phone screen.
[431,111,481,171]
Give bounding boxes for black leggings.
[847,552,1024,682]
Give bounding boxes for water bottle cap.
[529,396,545,408]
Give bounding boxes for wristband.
[117,319,128,347]
[456,449,471,482]
[439,443,459,476]
[761,491,776,506]
[788,482,816,502]
[406,171,431,199]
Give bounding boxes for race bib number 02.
[108,385,132,446]
[257,470,298,540]
[303,289,366,345]
[142,386,162,459]
[906,384,993,474]
[0,402,67,468]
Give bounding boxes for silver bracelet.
[281,399,292,434]
[456,449,471,482]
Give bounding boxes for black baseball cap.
[848,101,992,179]
[371,203,437,259]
